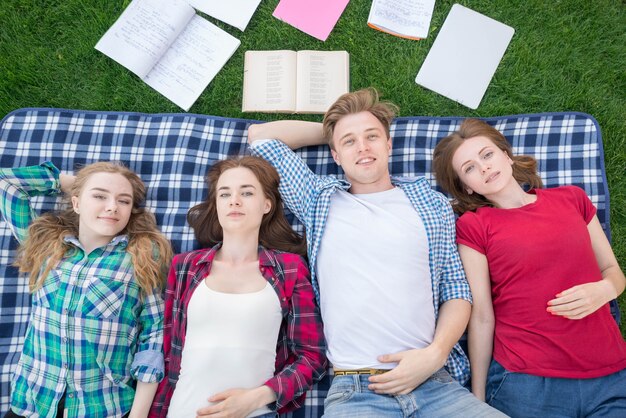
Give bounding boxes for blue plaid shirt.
[252,140,472,384]
[0,163,164,418]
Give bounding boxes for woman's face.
[451,135,514,198]
[215,167,271,234]
[71,172,134,248]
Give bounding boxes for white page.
[415,4,514,109]
[295,51,349,113]
[95,0,195,78]
[242,51,298,112]
[143,15,240,111]
[187,0,262,31]
[368,0,436,39]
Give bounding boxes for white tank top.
[168,281,282,418]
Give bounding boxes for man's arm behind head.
[247,120,326,150]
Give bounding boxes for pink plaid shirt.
[149,244,327,416]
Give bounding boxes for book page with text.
[367,0,436,40]
[95,0,195,78]
[143,15,240,111]
[295,51,349,114]
[242,51,298,113]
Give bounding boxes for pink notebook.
[273,0,350,42]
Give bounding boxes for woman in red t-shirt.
[433,119,626,417]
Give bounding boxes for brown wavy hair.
[433,118,543,214]
[323,88,398,149]
[187,156,307,257]
[16,162,172,295]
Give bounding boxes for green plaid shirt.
[0,163,164,418]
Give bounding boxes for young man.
[248,89,504,417]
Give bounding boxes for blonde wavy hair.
[16,162,172,295]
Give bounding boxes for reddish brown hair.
[187,156,306,257]
[433,119,543,214]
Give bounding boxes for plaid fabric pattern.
[0,162,60,243]
[0,163,164,417]
[0,109,612,417]
[251,140,472,384]
[149,244,327,417]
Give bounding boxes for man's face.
[330,111,393,194]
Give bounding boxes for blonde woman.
[0,161,172,418]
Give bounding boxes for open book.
[242,50,349,114]
[367,0,436,40]
[95,0,240,111]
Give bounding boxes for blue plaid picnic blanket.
[0,108,615,417]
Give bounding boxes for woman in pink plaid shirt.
[149,156,327,418]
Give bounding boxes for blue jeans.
[323,368,506,417]
[487,359,626,417]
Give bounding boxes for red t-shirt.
[457,186,626,378]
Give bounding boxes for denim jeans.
[487,359,626,418]
[323,368,506,417]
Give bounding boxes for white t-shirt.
[168,282,281,418]
[317,188,435,369]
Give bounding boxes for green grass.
[0,0,625,334]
